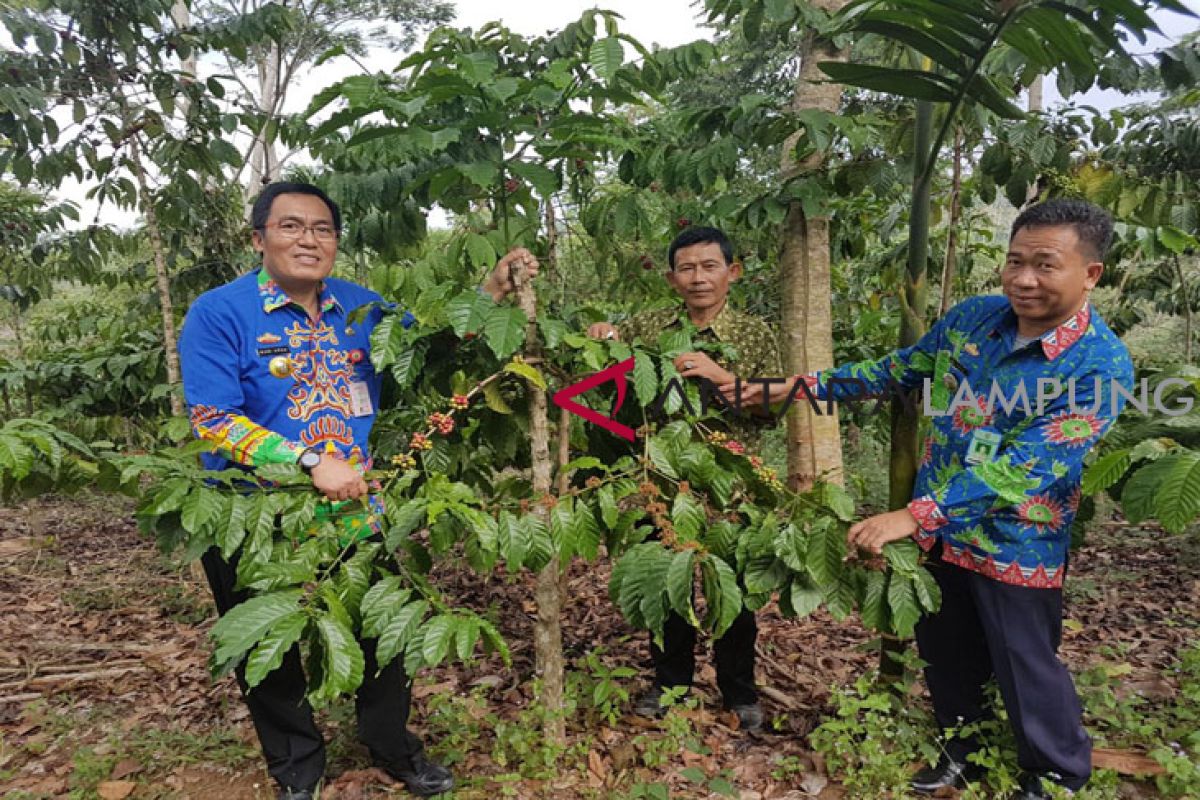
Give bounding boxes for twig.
[0,665,147,691]
[0,693,41,704]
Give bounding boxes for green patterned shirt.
[618,302,781,445]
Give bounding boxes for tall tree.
[192,0,453,202]
[777,0,850,491]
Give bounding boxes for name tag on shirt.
[965,429,1001,465]
[348,381,374,417]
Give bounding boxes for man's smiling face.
[1002,224,1102,336]
[252,193,338,294]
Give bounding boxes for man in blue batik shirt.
[179,182,537,800]
[731,200,1133,799]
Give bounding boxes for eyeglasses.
[262,220,339,242]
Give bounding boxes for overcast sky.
[60,0,1200,228]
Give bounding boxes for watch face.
[301,451,321,469]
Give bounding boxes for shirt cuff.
[907,495,948,550]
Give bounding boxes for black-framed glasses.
[262,220,340,242]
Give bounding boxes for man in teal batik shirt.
[732,200,1133,799]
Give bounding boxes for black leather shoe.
[277,788,314,800]
[1009,773,1067,799]
[910,755,980,794]
[381,752,454,797]
[730,702,764,732]
[634,686,667,718]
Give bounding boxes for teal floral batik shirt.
[804,295,1133,588]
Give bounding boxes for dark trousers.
[914,556,1091,790]
[650,606,758,708]
[201,548,423,791]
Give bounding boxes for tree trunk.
[170,1,196,95]
[8,306,33,415]
[1025,75,1044,206]
[515,211,564,746]
[778,0,850,492]
[130,135,185,418]
[246,41,282,207]
[1174,254,1193,364]
[1028,74,1044,113]
[939,127,963,316]
[881,100,934,681]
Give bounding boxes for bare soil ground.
[1,496,1197,799]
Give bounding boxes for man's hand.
[482,247,540,301]
[847,508,920,555]
[310,454,369,502]
[718,375,801,406]
[587,322,620,341]
[675,351,733,385]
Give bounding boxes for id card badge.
[348,381,374,417]
[965,429,1001,465]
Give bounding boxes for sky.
[52,0,1200,228]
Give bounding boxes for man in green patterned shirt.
[588,226,780,730]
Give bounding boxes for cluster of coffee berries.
[428,412,455,435]
[755,464,784,492]
[410,432,433,451]
[390,453,417,470]
[450,394,470,411]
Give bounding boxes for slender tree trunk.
[246,42,282,207]
[1028,74,1044,112]
[881,100,934,681]
[1025,75,1044,206]
[129,135,185,418]
[515,205,564,745]
[547,199,574,500]
[1174,255,1193,363]
[8,308,33,415]
[171,1,196,91]
[939,127,963,316]
[779,0,850,491]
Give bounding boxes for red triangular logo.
[552,357,636,441]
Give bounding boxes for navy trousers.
[650,605,759,708]
[202,548,423,791]
[915,555,1091,790]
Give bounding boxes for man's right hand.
[310,454,369,502]
[587,322,620,341]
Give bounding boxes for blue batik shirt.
[804,295,1134,588]
[178,268,413,538]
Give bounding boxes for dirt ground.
[1,495,1197,799]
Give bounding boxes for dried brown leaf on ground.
[1,497,1197,798]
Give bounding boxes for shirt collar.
[671,300,735,340]
[1039,303,1091,360]
[257,268,341,315]
[994,301,1091,361]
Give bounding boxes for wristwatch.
[298,448,322,474]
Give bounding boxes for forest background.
[2,0,1200,798]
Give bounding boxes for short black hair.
[1010,199,1113,261]
[251,181,342,233]
[668,225,734,270]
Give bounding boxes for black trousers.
[914,555,1091,790]
[201,548,423,791]
[650,605,758,708]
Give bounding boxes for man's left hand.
[675,352,733,385]
[847,508,920,555]
[483,247,540,301]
